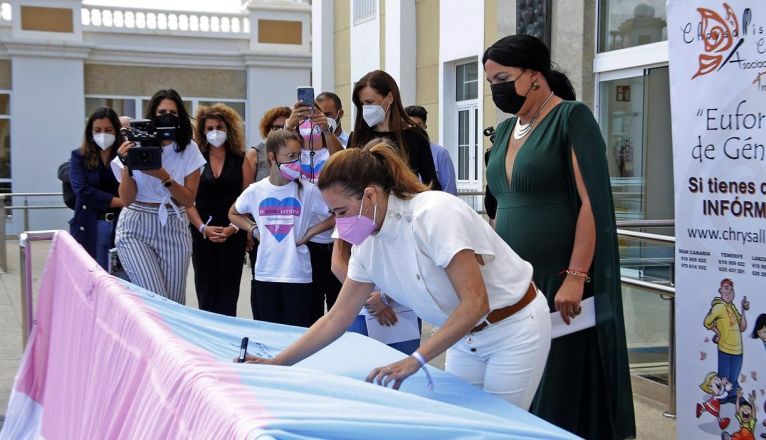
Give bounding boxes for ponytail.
[318,137,429,199]
[484,34,577,101]
[544,69,576,101]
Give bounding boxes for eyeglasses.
[277,152,300,160]
[270,125,285,131]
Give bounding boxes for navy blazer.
[68,149,120,257]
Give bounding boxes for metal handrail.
[0,192,67,272]
[19,230,59,347]
[616,219,675,228]
[617,229,676,244]
[0,192,63,198]
[617,228,677,419]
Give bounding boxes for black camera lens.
[138,150,152,164]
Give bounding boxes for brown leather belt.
[471,282,537,333]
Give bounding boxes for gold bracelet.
[560,269,591,282]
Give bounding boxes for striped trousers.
[115,204,192,304]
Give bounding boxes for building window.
[86,96,246,122]
[456,62,478,101]
[454,61,480,188]
[197,100,246,121]
[0,92,11,193]
[353,0,376,25]
[598,67,672,221]
[85,97,137,120]
[599,0,667,52]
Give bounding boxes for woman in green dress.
[483,35,636,439]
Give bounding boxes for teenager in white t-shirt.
[112,89,206,304]
[229,130,334,327]
[239,141,552,410]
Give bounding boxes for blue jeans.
[347,314,421,355]
[95,219,114,270]
[718,350,743,401]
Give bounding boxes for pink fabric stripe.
[15,232,272,438]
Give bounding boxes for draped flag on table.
[0,231,576,439]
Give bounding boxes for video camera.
[120,119,175,171]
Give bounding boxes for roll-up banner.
[669,1,766,438]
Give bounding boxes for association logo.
[692,3,743,79]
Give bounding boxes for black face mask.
[156,113,179,129]
[491,77,535,115]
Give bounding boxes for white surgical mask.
[362,105,386,128]
[93,133,115,150]
[206,130,227,148]
[327,116,338,133]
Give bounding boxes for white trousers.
[445,290,551,409]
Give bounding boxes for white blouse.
[347,191,533,327]
[111,140,206,224]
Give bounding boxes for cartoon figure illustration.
[762,399,766,439]
[751,314,766,351]
[704,278,749,403]
[722,388,757,440]
[697,372,733,429]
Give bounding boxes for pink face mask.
[299,119,322,147]
[335,196,378,245]
[278,159,302,181]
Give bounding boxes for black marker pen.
[238,337,249,363]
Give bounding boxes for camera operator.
[110,89,206,304]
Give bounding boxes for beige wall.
[84,64,246,99]
[20,6,73,33]
[333,1,351,130]
[551,0,596,108]
[379,0,386,70]
[0,60,11,90]
[415,0,439,140]
[483,0,497,151]
[258,19,303,45]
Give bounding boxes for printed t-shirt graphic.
[259,197,301,242]
[300,148,330,184]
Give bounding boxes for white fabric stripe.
[115,204,191,304]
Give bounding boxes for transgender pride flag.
[0,232,577,439]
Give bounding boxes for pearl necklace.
[512,92,555,140]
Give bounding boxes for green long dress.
[486,101,636,439]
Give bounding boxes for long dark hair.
[351,70,418,161]
[318,138,429,199]
[145,89,193,151]
[80,107,123,170]
[482,35,576,101]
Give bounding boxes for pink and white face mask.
[278,159,302,181]
[298,119,322,147]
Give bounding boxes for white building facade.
[1,0,311,233]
